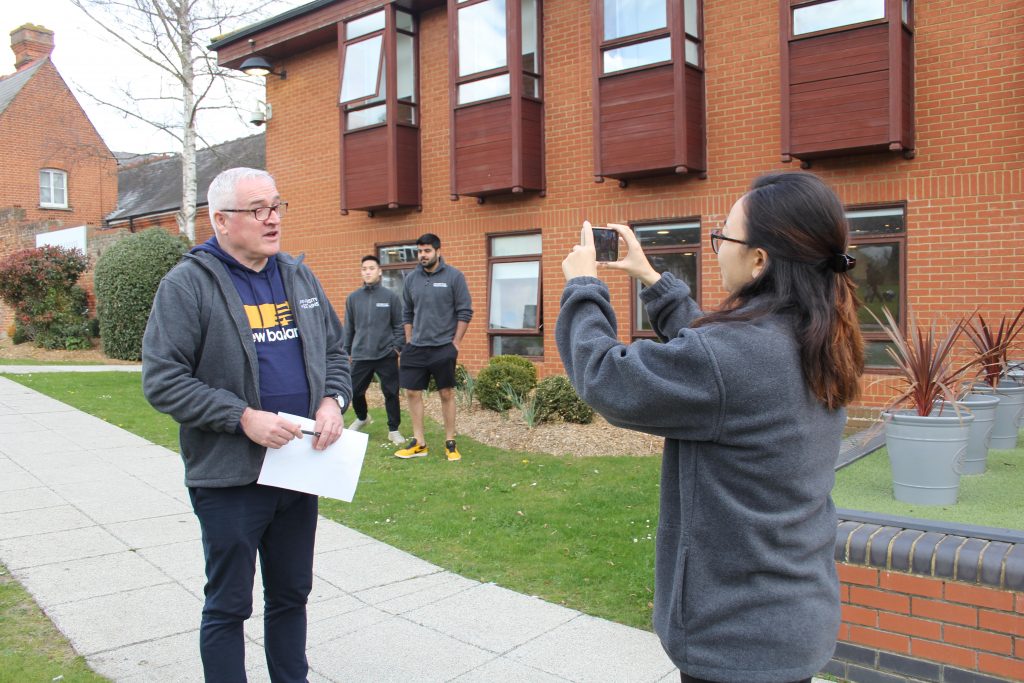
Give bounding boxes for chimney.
[10,24,54,71]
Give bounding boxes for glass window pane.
[381,269,410,298]
[603,37,671,73]
[40,183,51,204]
[53,172,65,191]
[397,102,417,125]
[793,0,885,35]
[492,233,542,256]
[603,0,667,40]
[636,251,698,331]
[634,222,700,248]
[396,10,415,32]
[459,0,507,77]
[347,10,385,40]
[522,74,539,98]
[492,335,544,357]
[397,32,416,103]
[685,39,699,66]
[847,207,905,236]
[865,340,896,368]
[684,0,699,38]
[490,261,539,329]
[340,36,383,104]
[379,244,419,265]
[522,0,538,73]
[901,0,909,24]
[458,74,510,104]
[346,104,387,130]
[849,242,901,332]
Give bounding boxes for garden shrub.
[476,355,537,412]
[0,245,91,350]
[95,228,187,360]
[534,375,594,424]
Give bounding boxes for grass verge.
[0,562,108,682]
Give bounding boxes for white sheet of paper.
[257,412,368,502]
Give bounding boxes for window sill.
[38,205,72,211]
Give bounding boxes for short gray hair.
[207,167,275,227]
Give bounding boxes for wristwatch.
[328,394,345,411]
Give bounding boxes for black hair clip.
[829,253,856,273]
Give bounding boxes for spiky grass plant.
[962,306,1024,388]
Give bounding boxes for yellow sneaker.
[394,438,428,459]
[445,440,461,462]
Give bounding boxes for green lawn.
[0,359,112,366]
[0,563,108,682]
[6,372,1023,634]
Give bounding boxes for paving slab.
[0,485,67,514]
[450,655,572,682]
[48,476,189,524]
[314,540,444,593]
[0,364,142,374]
[0,504,97,540]
[0,525,128,569]
[15,550,173,604]
[106,513,201,549]
[356,570,480,615]
[0,469,42,492]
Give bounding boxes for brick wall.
[254,0,1021,410]
[831,514,1024,682]
[0,58,117,328]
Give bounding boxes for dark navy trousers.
[189,483,318,683]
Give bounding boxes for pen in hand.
[301,429,321,437]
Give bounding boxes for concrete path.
[0,374,678,682]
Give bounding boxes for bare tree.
[70,0,283,242]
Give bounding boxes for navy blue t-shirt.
[192,238,310,418]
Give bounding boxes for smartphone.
[585,227,619,262]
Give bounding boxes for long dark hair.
[694,172,864,409]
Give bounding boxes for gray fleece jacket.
[142,250,351,488]
[402,257,473,346]
[343,281,404,361]
[557,273,841,683]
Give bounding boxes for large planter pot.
[883,409,973,505]
[973,381,1024,449]
[936,395,1000,474]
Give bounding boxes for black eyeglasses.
[220,202,288,222]
[709,229,749,254]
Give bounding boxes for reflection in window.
[489,233,542,357]
[458,74,511,104]
[459,0,507,76]
[603,0,666,40]
[632,221,700,335]
[347,10,385,40]
[340,8,417,132]
[793,0,885,35]
[603,37,671,73]
[347,105,387,130]
[522,0,538,72]
[378,243,419,297]
[39,169,67,208]
[847,206,905,367]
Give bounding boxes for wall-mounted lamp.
[249,101,272,127]
[240,56,286,80]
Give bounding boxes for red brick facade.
[215,0,1022,409]
[0,25,117,326]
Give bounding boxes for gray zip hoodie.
[343,281,404,361]
[402,256,473,346]
[142,250,351,488]
[557,273,841,683]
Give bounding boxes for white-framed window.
[488,232,543,357]
[39,169,67,209]
[377,242,419,297]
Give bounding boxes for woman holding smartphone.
[558,172,863,683]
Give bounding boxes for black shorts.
[399,343,458,390]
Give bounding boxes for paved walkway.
[0,369,830,682]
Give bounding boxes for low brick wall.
[828,511,1024,682]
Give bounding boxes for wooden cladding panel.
[684,66,705,172]
[787,24,897,157]
[344,127,388,210]
[598,66,676,175]
[454,99,513,194]
[395,125,421,204]
[901,29,914,149]
[521,98,544,189]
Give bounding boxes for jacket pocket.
[672,543,689,627]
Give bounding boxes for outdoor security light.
[240,56,286,79]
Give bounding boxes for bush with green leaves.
[0,245,91,349]
[535,374,595,424]
[95,228,187,360]
[476,355,537,412]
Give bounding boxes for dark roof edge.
[105,203,208,225]
[208,0,339,50]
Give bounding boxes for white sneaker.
[388,430,405,445]
[349,416,372,431]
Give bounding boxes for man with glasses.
[142,167,351,682]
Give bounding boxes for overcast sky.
[0,0,305,155]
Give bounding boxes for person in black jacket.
[343,255,405,445]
